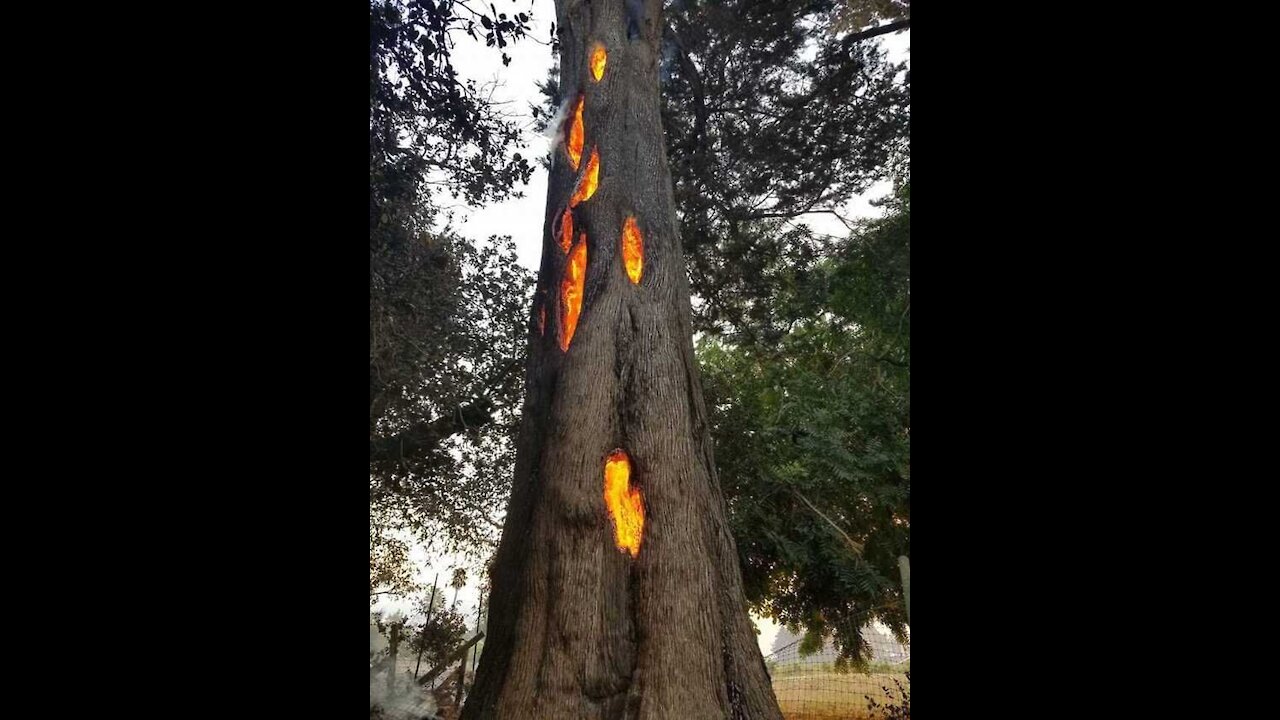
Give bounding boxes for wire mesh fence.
[373,602,910,720]
[766,623,910,720]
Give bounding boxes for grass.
[771,669,908,720]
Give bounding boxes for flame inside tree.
[558,237,587,351]
[603,449,643,556]
[622,215,643,284]
[566,95,585,170]
[590,43,607,81]
[559,210,573,253]
[569,147,600,207]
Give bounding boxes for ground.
[772,669,909,720]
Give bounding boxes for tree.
[370,231,534,555]
[535,1,909,337]
[700,184,910,664]
[653,1,910,663]
[463,1,783,717]
[370,0,542,560]
[660,0,910,335]
[526,0,911,667]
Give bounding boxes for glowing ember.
[590,43,607,82]
[622,215,643,284]
[559,237,587,351]
[604,449,644,557]
[559,210,574,253]
[569,147,600,207]
[567,96,585,170]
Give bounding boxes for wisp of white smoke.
[544,94,576,155]
[371,613,439,720]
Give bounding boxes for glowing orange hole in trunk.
[589,43,607,82]
[566,96,585,170]
[622,215,643,284]
[559,237,587,351]
[559,210,573,253]
[604,449,643,557]
[569,147,600,207]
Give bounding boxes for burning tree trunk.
[462,2,782,719]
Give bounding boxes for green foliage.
[370,0,539,578]
[660,0,910,333]
[370,229,533,554]
[369,0,534,206]
[700,185,910,664]
[370,520,417,596]
[404,600,470,675]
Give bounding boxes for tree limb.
[417,633,485,686]
[843,18,910,46]
[370,357,522,469]
[791,488,864,556]
[370,397,496,470]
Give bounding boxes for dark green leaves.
[698,186,910,664]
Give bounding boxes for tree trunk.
[462,2,783,718]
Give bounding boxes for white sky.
[383,6,911,657]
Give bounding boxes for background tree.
[405,594,471,681]
[370,0,543,570]
[701,185,910,664]
[660,0,910,337]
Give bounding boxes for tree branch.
[843,18,910,45]
[370,398,496,470]
[791,488,864,556]
[370,357,522,470]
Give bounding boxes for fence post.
[455,652,467,707]
[414,576,439,680]
[471,595,483,672]
[387,621,401,696]
[897,555,910,626]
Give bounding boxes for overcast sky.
[378,4,911,657]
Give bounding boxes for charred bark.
[462,2,783,718]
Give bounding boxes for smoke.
[369,674,438,720]
[543,94,575,152]
[371,613,440,720]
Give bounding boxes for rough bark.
[461,2,783,718]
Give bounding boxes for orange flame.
[589,43,607,82]
[622,216,643,284]
[559,209,573,253]
[604,449,643,557]
[566,96,585,170]
[569,147,600,207]
[559,236,587,351]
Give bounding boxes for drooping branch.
[843,18,910,45]
[370,357,522,469]
[370,398,496,469]
[791,487,864,556]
